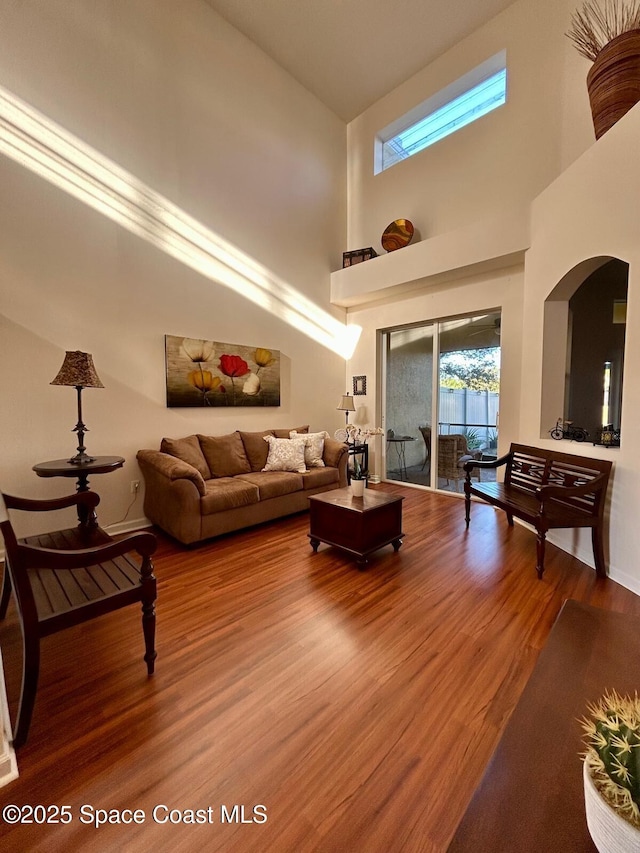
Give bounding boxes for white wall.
[0,0,347,537]
[346,0,593,254]
[522,104,640,594]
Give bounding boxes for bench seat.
[469,481,599,528]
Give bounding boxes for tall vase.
[587,29,640,139]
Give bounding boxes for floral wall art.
[165,335,281,407]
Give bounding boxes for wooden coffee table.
[308,487,404,567]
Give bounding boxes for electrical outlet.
[130,480,140,494]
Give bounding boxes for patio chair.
[437,434,480,490]
[419,426,432,470]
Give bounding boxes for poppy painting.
[165,335,281,407]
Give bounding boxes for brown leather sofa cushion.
[236,471,304,500]
[301,467,340,490]
[160,435,211,479]
[272,425,309,438]
[239,430,275,472]
[201,478,259,514]
[198,432,251,478]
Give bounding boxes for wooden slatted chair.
[0,489,157,748]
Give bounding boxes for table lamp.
[51,351,104,464]
[337,393,356,425]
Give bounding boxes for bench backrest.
[506,443,612,517]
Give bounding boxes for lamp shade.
[51,352,104,388]
[337,393,355,413]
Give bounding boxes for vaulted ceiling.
[204,0,517,121]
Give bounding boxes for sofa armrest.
[323,438,349,487]
[136,449,206,496]
[323,438,347,467]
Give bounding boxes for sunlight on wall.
[0,84,360,359]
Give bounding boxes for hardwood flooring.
[1,484,639,852]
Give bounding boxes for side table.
[33,456,125,527]
[386,435,415,480]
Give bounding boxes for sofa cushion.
[201,477,260,514]
[236,471,304,500]
[301,467,340,490]
[272,425,309,438]
[198,432,251,478]
[291,430,328,468]
[239,430,275,472]
[262,436,307,473]
[160,435,211,479]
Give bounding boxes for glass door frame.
[378,309,501,493]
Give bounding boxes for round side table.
[33,456,125,526]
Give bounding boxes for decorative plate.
[381,219,414,252]
[334,428,348,442]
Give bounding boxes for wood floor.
[1,484,639,852]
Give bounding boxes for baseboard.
[101,516,153,537]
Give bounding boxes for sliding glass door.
[383,324,435,485]
[382,311,501,492]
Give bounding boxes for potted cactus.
[581,690,640,851]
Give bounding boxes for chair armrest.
[136,450,205,496]
[19,529,157,570]
[463,452,511,473]
[3,491,100,513]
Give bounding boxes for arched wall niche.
[541,255,629,441]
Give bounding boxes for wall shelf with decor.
[593,427,621,448]
[330,208,529,309]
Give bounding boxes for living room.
[1,0,640,849]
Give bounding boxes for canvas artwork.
[165,335,281,408]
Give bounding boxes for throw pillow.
[290,430,328,468]
[198,432,251,478]
[262,436,307,473]
[160,435,212,479]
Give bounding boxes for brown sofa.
[136,426,348,545]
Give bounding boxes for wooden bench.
[463,443,612,579]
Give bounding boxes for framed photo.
[353,375,367,396]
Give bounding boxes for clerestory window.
[375,51,507,174]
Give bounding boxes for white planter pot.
[351,479,365,497]
[584,761,640,852]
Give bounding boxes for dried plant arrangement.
[567,0,640,61]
